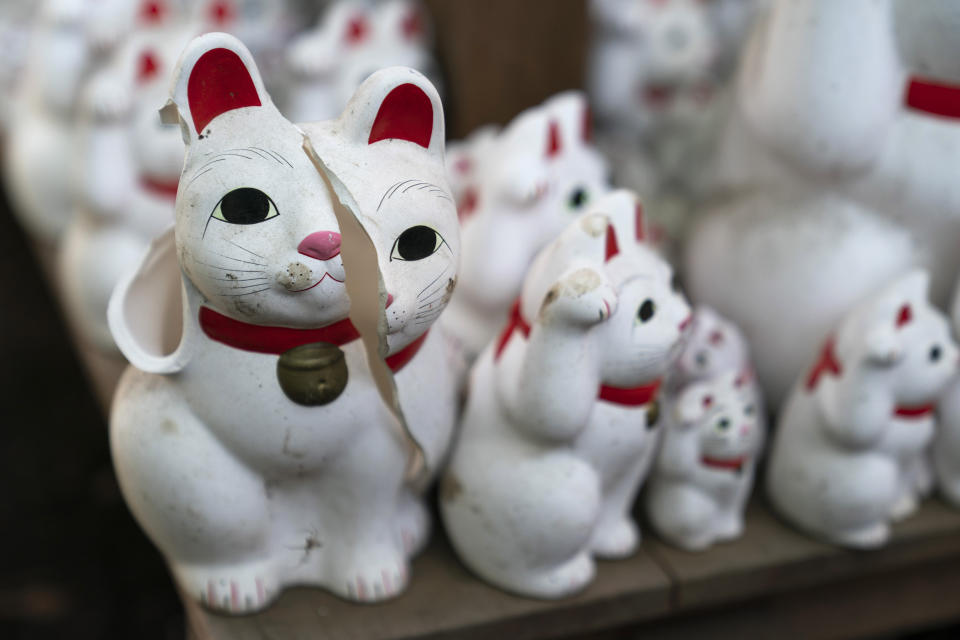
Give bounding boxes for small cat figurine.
[766,271,958,548]
[60,11,194,352]
[285,0,439,123]
[441,190,690,599]
[439,91,610,367]
[669,305,754,387]
[108,32,458,612]
[645,370,762,551]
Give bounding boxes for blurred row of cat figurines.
[6,0,960,617]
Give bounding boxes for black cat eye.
[212,188,278,225]
[567,187,589,210]
[930,345,943,362]
[391,225,444,261]
[638,299,656,323]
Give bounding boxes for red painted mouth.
[291,271,345,293]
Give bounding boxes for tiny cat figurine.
[645,370,762,551]
[440,190,690,599]
[108,32,458,612]
[669,305,754,387]
[439,92,609,368]
[766,271,958,548]
[285,0,439,123]
[60,10,193,352]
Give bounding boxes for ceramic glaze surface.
[934,276,960,509]
[285,0,439,123]
[108,33,458,613]
[646,370,761,551]
[439,92,610,368]
[685,0,960,408]
[441,190,689,599]
[766,271,958,549]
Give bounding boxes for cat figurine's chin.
[108,32,459,613]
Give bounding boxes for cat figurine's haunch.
[108,32,458,613]
[766,271,958,548]
[441,190,690,599]
[645,370,762,551]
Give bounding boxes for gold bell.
[276,342,348,406]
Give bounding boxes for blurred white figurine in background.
[0,1,38,135]
[766,271,957,548]
[285,0,440,123]
[439,92,609,369]
[934,274,960,509]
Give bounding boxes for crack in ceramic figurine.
[441,190,689,599]
[439,92,610,376]
[766,271,958,549]
[107,32,458,613]
[685,0,960,410]
[646,370,762,551]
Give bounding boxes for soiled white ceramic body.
[441,190,690,599]
[646,370,761,551]
[685,0,960,408]
[108,33,459,613]
[439,92,609,367]
[3,0,138,241]
[285,0,439,123]
[60,16,194,353]
[766,272,958,548]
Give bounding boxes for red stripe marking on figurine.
[598,379,661,406]
[896,303,912,328]
[384,331,429,372]
[494,299,532,360]
[141,177,179,200]
[605,224,619,261]
[702,455,746,471]
[906,77,960,119]
[805,336,843,391]
[546,120,562,158]
[894,404,935,419]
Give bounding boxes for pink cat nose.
[298,231,341,261]
[740,424,752,436]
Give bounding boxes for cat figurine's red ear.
[168,32,272,142]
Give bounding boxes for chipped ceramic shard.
[285,0,441,123]
[107,32,459,613]
[59,11,196,353]
[685,0,960,410]
[439,92,610,373]
[440,190,690,599]
[645,370,762,551]
[766,271,958,549]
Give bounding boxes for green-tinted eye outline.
[716,417,731,431]
[210,188,280,225]
[566,186,590,211]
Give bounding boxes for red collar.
[141,177,180,201]
[906,77,960,119]
[894,404,936,419]
[198,306,426,373]
[806,336,843,391]
[494,298,662,407]
[701,455,747,472]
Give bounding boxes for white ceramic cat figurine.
[934,275,960,509]
[766,271,958,548]
[669,305,753,388]
[685,0,960,409]
[439,92,609,366]
[285,0,439,123]
[59,15,195,352]
[108,33,458,612]
[440,190,690,599]
[646,370,761,551]
[3,0,139,241]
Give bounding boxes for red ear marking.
[346,15,369,45]
[605,224,620,262]
[208,0,235,26]
[368,83,433,148]
[709,330,724,345]
[187,48,261,135]
[702,395,714,408]
[402,9,424,39]
[458,187,478,221]
[546,120,562,158]
[582,106,593,143]
[635,203,646,241]
[454,156,472,174]
[140,1,166,23]
[137,51,159,84]
[896,304,912,329]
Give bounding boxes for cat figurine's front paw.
[540,267,618,329]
